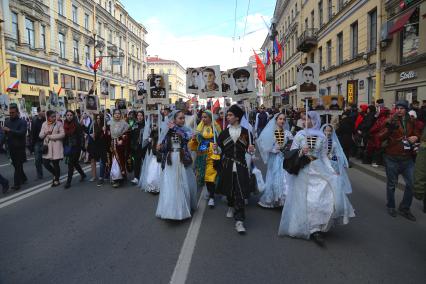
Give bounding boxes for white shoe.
[89,177,96,182]
[208,198,215,208]
[371,163,379,168]
[131,178,139,185]
[226,207,234,218]
[235,221,246,234]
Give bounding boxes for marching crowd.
[0,98,425,246]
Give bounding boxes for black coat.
[336,116,354,151]
[216,127,251,198]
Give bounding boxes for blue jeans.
[384,155,414,210]
[34,141,43,178]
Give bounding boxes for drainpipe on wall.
[375,0,383,101]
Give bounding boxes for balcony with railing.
[297,28,318,53]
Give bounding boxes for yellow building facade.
[0,0,148,111]
[262,0,426,108]
[147,56,188,104]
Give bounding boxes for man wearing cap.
[381,100,421,221]
[201,68,219,92]
[329,97,340,110]
[233,69,251,95]
[215,104,255,234]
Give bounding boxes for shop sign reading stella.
[400,71,417,81]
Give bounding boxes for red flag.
[253,50,266,84]
[212,99,220,114]
[93,57,103,71]
[58,87,62,95]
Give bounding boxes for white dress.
[278,131,355,239]
[138,149,161,193]
[258,129,293,208]
[156,140,197,220]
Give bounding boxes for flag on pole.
[93,57,103,71]
[263,48,271,66]
[253,50,266,84]
[273,38,282,63]
[212,99,220,114]
[86,58,94,70]
[58,87,62,95]
[6,79,19,92]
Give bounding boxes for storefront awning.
[388,8,415,35]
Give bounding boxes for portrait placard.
[297,63,319,99]
[115,99,127,111]
[84,95,100,114]
[220,71,232,96]
[198,65,222,98]
[227,66,256,100]
[186,68,201,95]
[100,79,109,99]
[148,74,169,104]
[145,103,159,115]
[0,94,10,114]
[47,91,59,111]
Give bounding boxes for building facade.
[382,0,425,105]
[147,56,188,103]
[0,0,148,110]
[261,0,425,108]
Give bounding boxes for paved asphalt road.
[0,153,425,284]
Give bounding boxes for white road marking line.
[0,157,35,167]
[170,187,207,284]
[0,166,91,208]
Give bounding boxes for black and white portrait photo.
[100,78,109,98]
[227,66,255,99]
[85,95,98,111]
[0,94,10,113]
[48,91,59,108]
[297,63,319,98]
[221,71,231,94]
[186,68,200,94]
[136,80,148,97]
[200,66,220,94]
[148,74,168,104]
[115,99,127,110]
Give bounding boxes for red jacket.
[384,114,422,157]
[367,109,390,153]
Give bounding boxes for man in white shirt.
[215,105,255,234]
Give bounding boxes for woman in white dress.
[256,113,293,208]
[138,114,161,193]
[155,110,197,220]
[278,111,355,246]
[321,123,352,194]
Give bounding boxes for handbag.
[110,156,123,181]
[283,149,311,175]
[42,123,56,155]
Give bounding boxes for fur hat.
[227,104,244,120]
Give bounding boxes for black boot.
[311,232,325,247]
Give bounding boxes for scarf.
[64,119,77,136]
[110,118,129,139]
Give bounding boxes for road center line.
[170,187,207,284]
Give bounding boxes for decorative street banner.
[297,63,319,99]
[199,65,222,98]
[100,78,109,99]
[186,68,201,95]
[148,74,169,104]
[220,71,232,96]
[227,66,256,100]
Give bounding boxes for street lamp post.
[269,18,278,107]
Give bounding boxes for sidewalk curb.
[351,162,405,191]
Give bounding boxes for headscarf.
[110,112,129,139]
[196,110,222,137]
[301,111,324,137]
[320,123,348,172]
[256,113,286,163]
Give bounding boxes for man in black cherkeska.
[215,104,255,234]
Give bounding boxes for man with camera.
[381,100,421,221]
